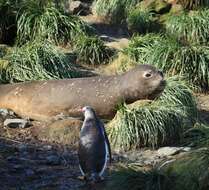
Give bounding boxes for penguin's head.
[81,106,97,119]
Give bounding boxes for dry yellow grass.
[102,52,136,75]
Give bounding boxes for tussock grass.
[0,39,78,82]
[107,76,197,151]
[74,35,114,65]
[165,9,209,44]
[92,0,140,24]
[127,9,160,34]
[16,0,87,45]
[124,34,209,91]
[123,33,165,62]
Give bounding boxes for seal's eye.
[144,71,152,78]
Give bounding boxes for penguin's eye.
[143,71,152,78]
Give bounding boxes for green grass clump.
[123,33,166,62]
[127,8,159,34]
[16,0,86,45]
[107,76,197,151]
[124,34,209,91]
[165,9,209,44]
[0,39,78,82]
[92,0,140,24]
[74,35,114,65]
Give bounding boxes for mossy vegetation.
[106,148,209,190]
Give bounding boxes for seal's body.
[78,106,111,182]
[0,65,165,121]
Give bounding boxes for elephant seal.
[0,64,165,121]
[78,106,111,183]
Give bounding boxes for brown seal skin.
[0,64,166,121]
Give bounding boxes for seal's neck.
[119,72,147,104]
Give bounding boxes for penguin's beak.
[81,107,86,112]
[78,107,85,112]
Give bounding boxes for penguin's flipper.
[100,122,112,163]
[104,129,112,164]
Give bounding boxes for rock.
[4,118,30,128]
[157,147,191,156]
[66,0,91,15]
[42,145,53,151]
[45,155,61,165]
[0,108,14,117]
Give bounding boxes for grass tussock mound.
[16,0,86,45]
[165,9,209,44]
[92,0,140,24]
[74,35,114,65]
[107,76,197,151]
[127,8,160,34]
[0,39,79,83]
[123,34,209,91]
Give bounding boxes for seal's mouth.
[148,79,166,100]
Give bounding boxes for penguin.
[78,106,112,183]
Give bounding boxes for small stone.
[43,145,53,151]
[157,147,191,156]
[66,0,90,15]
[4,118,30,128]
[45,155,60,165]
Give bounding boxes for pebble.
[43,145,53,151]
